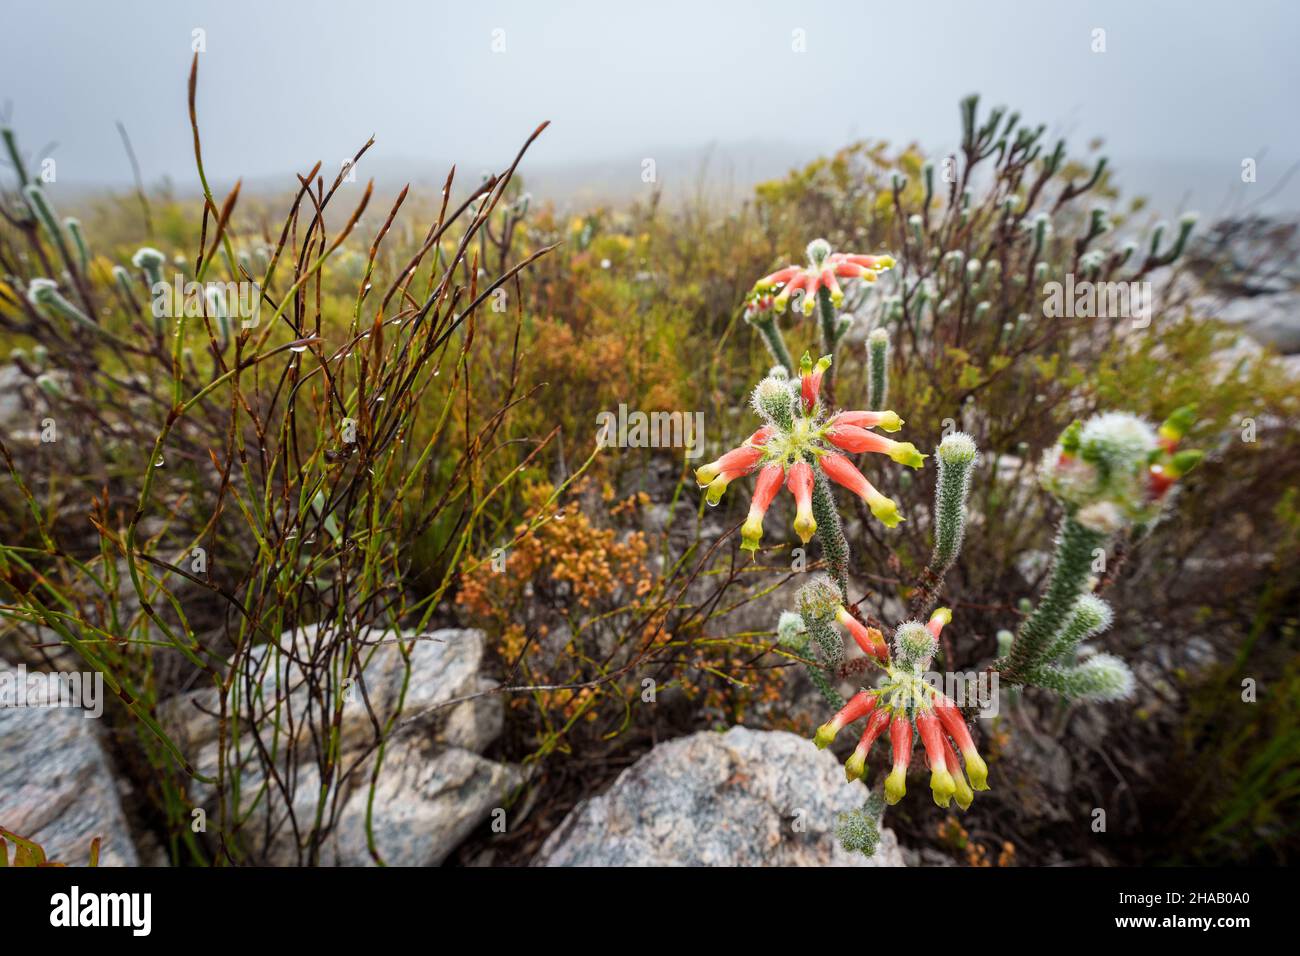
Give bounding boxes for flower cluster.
[805,592,990,810]
[1038,407,1202,532]
[693,354,924,551]
[753,238,895,315]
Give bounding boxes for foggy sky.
[2,0,1298,213]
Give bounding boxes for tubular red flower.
[740,463,785,552]
[695,443,763,485]
[884,713,912,804]
[916,711,956,806]
[844,708,891,781]
[832,261,874,279]
[820,268,843,306]
[756,265,799,289]
[926,607,952,642]
[785,460,816,542]
[836,607,888,661]
[942,733,975,810]
[818,450,872,497]
[832,409,903,432]
[696,443,765,506]
[813,691,877,749]
[823,425,924,467]
[800,354,831,414]
[772,272,807,311]
[1148,463,1175,500]
[825,423,892,454]
[818,452,904,528]
[755,246,894,315]
[831,252,894,270]
[935,698,989,791]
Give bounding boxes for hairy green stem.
[1002,516,1106,680]
[751,314,795,374]
[810,464,850,602]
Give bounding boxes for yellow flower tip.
[844,750,867,782]
[704,476,731,506]
[878,411,904,433]
[930,768,957,805]
[953,775,975,811]
[965,752,990,791]
[890,441,927,470]
[773,293,790,312]
[814,355,832,374]
[861,270,878,283]
[694,462,720,487]
[800,294,817,316]
[884,767,907,805]
[878,255,896,270]
[830,289,845,308]
[930,607,953,627]
[793,510,817,543]
[740,515,764,553]
[813,722,839,750]
[868,493,904,529]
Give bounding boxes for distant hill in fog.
[51,141,1299,222]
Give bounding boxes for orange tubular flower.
[830,252,895,276]
[785,460,817,542]
[813,691,877,749]
[926,606,952,642]
[916,711,957,806]
[934,698,989,791]
[740,463,785,552]
[810,608,991,810]
[830,409,903,432]
[844,708,892,782]
[694,427,772,506]
[818,451,904,528]
[695,443,764,505]
[754,240,896,315]
[824,424,926,467]
[836,606,888,661]
[884,714,912,805]
[941,733,975,810]
[800,354,832,414]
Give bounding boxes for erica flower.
[754,238,895,315]
[785,460,817,543]
[819,452,906,528]
[813,608,991,810]
[739,463,784,551]
[797,577,889,662]
[695,355,921,551]
[695,426,771,506]
[1039,407,1202,530]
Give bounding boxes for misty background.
[2,0,1298,218]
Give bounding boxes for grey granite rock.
[0,690,139,866]
[160,626,497,756]
[533,726,905,867]
[157,627,516,866]
[1212,292,1300,354]
[323,740,522,866]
